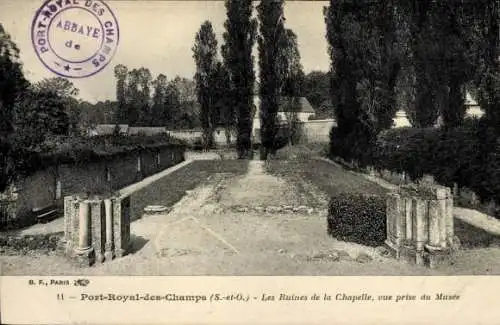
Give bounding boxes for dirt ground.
[3,159,500,275]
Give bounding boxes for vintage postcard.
[0,0,499,323]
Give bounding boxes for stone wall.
[167,128,235,146]
[300,119,336,143]
[1,145,185,228]
[11,167,59,225]
[166,130,203,142]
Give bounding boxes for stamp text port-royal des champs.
[31,0,119,78]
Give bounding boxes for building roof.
[252,96,315,116]
[278,97,315,113]
[392,110,411,128]
[90,124,129,136]
[129,126,167,136]
[465,91,478,106]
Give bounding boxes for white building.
[392,110,412,128]
[465,92,484,118]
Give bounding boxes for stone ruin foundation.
[385,182,459,268]
[61,194,131,267]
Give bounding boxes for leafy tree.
[34,77,78,98]
[13,89,69,147]
[165,81,181,128]
[126,68,141,126]
[470,0,500,135]
[371,0,401,131]
[77,100,116,129]
[0,23,29,136]
[324,0,378,166]
[0,24,29,191]
[222,0,257,158]
[34,77,81,135]
[137,67,152,126]
[436,2,474,128]
[151,73,168,127]
[393,6,417,126]
[169,76,200,130]
[277,28,305,145]
[170,76,197,104]
[302,71,331,112]
[192,21,218,149]
[257,0,285,159]
[399,0,442,127]
[114,64,128,124]
[212,61,235,144]
[278,28,304,97]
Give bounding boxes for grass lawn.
[266,158,388,198]
[130,160,248,220]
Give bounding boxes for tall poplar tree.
[152,73,168,127]
[126,68,141,126]
[222,0,257,158]
[257,0,285,159]
[192,21,218,149]
[113,64,128,124]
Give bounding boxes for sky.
[0,0,330,103]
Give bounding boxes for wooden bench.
[32,205,58,224]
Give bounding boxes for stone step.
[144,205,171,214]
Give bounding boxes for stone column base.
[56,239,68,256]
[424,245,453,269]
[96,252,105,264]
[73,247,95,267]
[105,243,115,261]
[399,245,418,265]
[384,240,400,258]
[385,241,429,267]
[115,248,127,258]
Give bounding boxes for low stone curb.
[228,205,325,215]
[144,205,171,215]
[291,250,374,263]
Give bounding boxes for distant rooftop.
[252,95,315,114]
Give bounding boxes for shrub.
[191,137,204,151]
[0,232,63,255]
[373,121,500,207]
[327,193,386,247]
[289,116,304,145]
[375,127,441,180]
[273,123,291,151]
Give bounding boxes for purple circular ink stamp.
[31,0,119,78]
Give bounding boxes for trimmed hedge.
[373,119,500,205]
[327,193,386,247]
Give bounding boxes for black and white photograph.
[0,0,499,279]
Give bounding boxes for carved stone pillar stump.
[385,183,458,269]
[62,193,131,267]
[112,195,131,258]
[89,199,105,264]
[104,199,115,261]
[60,195,76,255]
[74,200,95,267]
